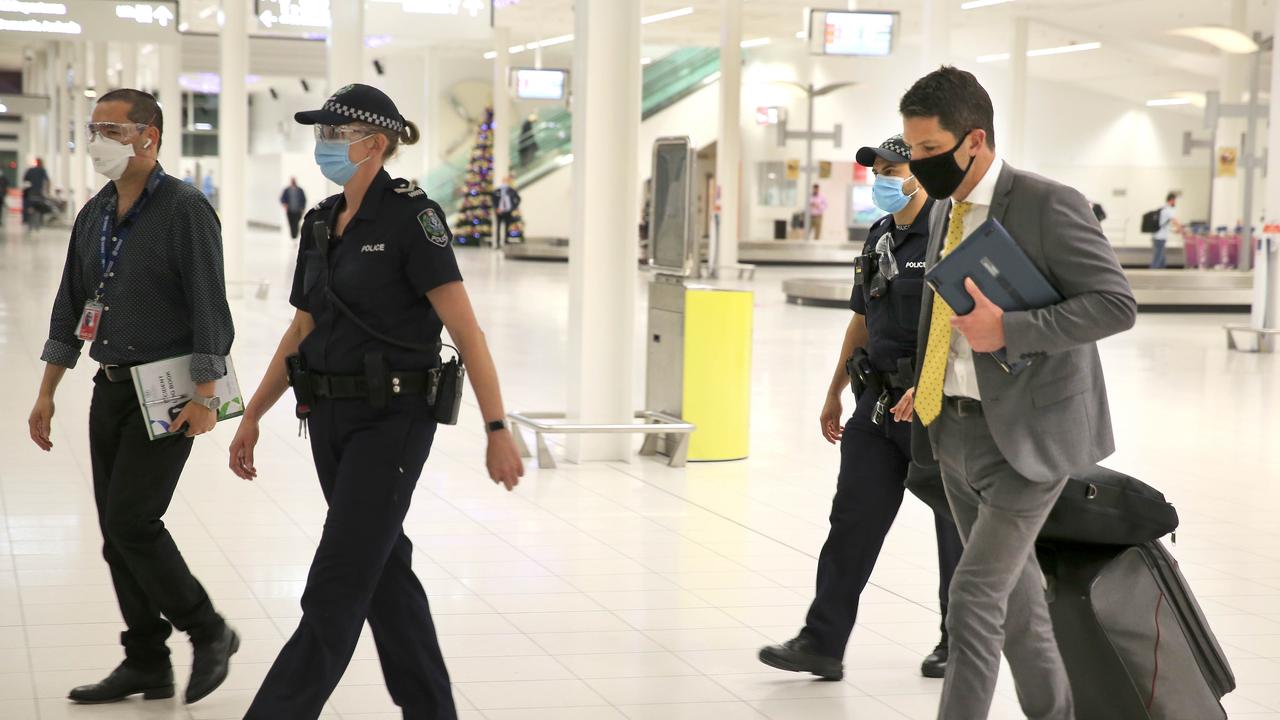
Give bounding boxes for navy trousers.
[801,388,965,660]
[245,396,456,720]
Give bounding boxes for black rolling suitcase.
[1037,540,1235,720]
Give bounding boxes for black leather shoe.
[185,625,239,704]
[921,639,949,679]
[758,636,843,680]
[68,664,175,704]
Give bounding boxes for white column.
[54,43,70,211]
[327,0,364,93]
[919,0,951,74]
[1256,10,1280,349]
[1211,0,1247,229]
[157,42,183,174]
[1007,17,1028,166]
[566,0,641,462]
[220,0,249,285]
[422,48,440,169]
[92,41,109,94]
[119,43,138,88]
[72,41,88,211]
[492,26,512,192]
[714,0,743,270]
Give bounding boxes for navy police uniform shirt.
[849,198,934,372]
[289,168,462,375]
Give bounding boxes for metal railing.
[507,410,695,469]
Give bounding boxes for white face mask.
[88,136,144,181]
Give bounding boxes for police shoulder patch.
[417,207,449,247]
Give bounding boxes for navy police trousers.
[801,388,965,660]
[245,396,456,720]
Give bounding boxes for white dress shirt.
[943,156,1004,400]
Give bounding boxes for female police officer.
[759,134,964,681]
[227,83,523,720]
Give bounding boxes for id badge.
[77,301,105,342]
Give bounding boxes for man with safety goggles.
[28,88,238,706]
[759,134,963,683]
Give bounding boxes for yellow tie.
[916,201,973,427]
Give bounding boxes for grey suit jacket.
[909,163,1137,483]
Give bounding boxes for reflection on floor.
[0,224,1277,719]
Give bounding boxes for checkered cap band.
[323,100,404,133]
[880,134,911,161]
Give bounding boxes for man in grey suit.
[897,67,1137,720]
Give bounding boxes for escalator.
[421,47,723,219]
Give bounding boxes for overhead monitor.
[649,136,697,276]
[810,10,896,57]
[512,68,569,101]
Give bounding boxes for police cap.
[295,83,406,133]
[855,134,911,168]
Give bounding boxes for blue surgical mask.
[872,174,918,214]
[314,136,373,185]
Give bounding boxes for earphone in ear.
[143,138,152,149]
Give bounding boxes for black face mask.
[908,131,976,199]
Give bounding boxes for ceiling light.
[0,103,7,113]
[961,0,1014,9]
[641,57,652,65]
[83,89,96,98]
[531,34,573,49]
[483,51,498,60]
[976,52,1011,63]
[1170,26,1260,54]
[741,37,771,49]
[1146,97,1191,107]
[642,7,693,25]
[795,30,806,39]
[1026,41,1101,57]
[508,44,526,53]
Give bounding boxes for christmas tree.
[455,107,496,245]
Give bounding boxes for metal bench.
[1224,324,1280,352]
[507,410,695,469]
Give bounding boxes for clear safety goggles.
[314,124,375,143]
[86,121,150,143]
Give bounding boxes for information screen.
[850,185,881,227]
[513,69,568,101]
[818,11,895,57]
[651,139,693,275]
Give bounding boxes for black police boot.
[68,663,175,704]
[921,637,949,679]
[758,636,844,681]
[185,624,239,704]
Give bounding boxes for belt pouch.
[364,353,390,410]
[286,354,315,418]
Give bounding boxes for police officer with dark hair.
[228,83,524,720]
[759,135,964,681]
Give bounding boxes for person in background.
[809,183,827,240]
[23,157,50,231]
[281,177,308,240]
[900,65,1136,720]
[518,113,538,167]
[0,171,10,227]
[1152,191,1182,269]
[182,170,195,185]
[201,173,215,203]
[27,88,238,706]
[759,134,963,683]
[492,174,520,246]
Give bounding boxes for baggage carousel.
[783,269,1254,312]
[503,237,570,261]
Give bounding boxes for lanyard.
[94,168,165,301]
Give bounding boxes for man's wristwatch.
[485,419,507,433]
[192,395,221,412]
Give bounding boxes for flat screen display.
[850,184,881,227]
[513,69,568,101]
[819,11,895,57]
[651,139,693,274]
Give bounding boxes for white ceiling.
[0,0,1275,108]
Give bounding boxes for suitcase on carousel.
[1037,540,1235,720]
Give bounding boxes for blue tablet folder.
[924,217,1062,373]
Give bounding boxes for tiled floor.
[1,222,1278,719]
